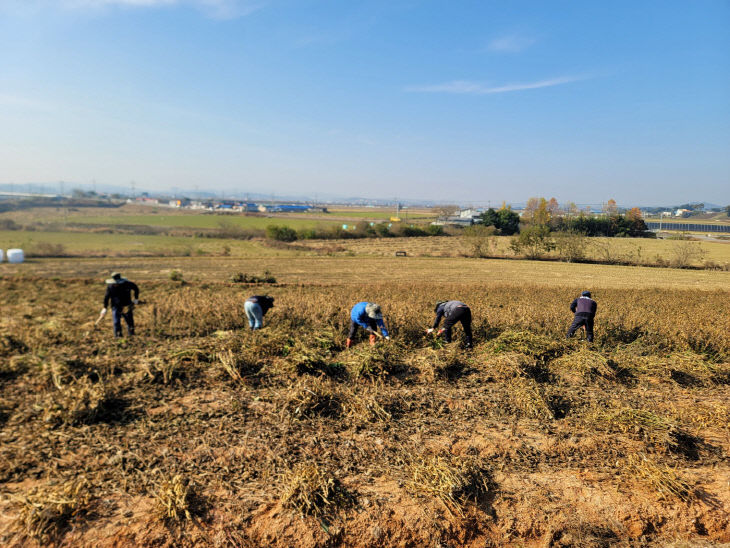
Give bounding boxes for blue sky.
[1,0,728,205]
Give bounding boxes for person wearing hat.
[244,295,274,330]
[347,302,390,348]
[566,290,597,342]
[102,272,140,337]
[427,300,473,349]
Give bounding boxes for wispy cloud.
[486,34,537,53]
[2,0,265,19]
[405,76,587,95]
[0,93,55,112]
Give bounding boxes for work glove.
[426,328,434,335]
[101,308,107,315]
[133,299,139,305]
[385,336,391,340]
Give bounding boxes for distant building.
[459,208,480,219]
[258,204,312,213]
[432,208,481,227]
[168,198,190,208]
[135,197,159,205]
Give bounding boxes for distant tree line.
[475,198,651,238]
[476,208,521,235]
[552,214,649,237]
[266,221,445,242]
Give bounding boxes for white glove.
[101,308,107,315]
[426,328,434,334]
[385,336,390,340]
[133,299,139,305]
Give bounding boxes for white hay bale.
[7,249,24,263]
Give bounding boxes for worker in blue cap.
[566,290,597,342]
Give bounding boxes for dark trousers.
[348,318,377,339]
[567,314,593,342]
[112,306,135,337]
[443,307,473,347]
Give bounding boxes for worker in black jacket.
[102,272,139,337]
[566,290,597,342]
[427,300,473,349]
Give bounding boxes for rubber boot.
[369,334,377,346]
[346,338,352,349]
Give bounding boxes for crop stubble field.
[0,254,729,546]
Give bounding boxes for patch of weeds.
[488,330,564,363]
[668,430,703,461]
[230,270,276,283]
[408,345,467,381]
[38,376,112,426]
[344,344,409,380]
[280,342,334,376]
[550,347,616,383]
[11,477,91,544]
[153,474,207,526]
[0,334,28,357]
[343,387,393,423]
[217,349,262,383]
[625,453,694,502]
[1,354,31,381]
[503,376,554,420]
[547,522,619,548]
[140,357,185,384]
[665,352,723,387]
[280,463,355,517]
[585,406,673,445]
[407,454,492,517]
[282,379,342,420]
[544,392,572,419]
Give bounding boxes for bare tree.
[462,225,499,258]
[553,230,589,262]
[603,199,618,215]
[432,204,460,218]
[670,240,706,268]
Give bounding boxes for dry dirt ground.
[0,259,728,547]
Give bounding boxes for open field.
[0,205,436,231]
[304,235,730,266]
[0,255,729,546]
[0,230,306,258]
[2,227,729,269]
[40,213,335,231]
[3,255,730,289]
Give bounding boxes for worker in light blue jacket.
[347,302,390,348]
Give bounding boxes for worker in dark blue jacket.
[566,290,597,342]
[102,272,139,337]
[427,300,473,349]
[347,302,390,347]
